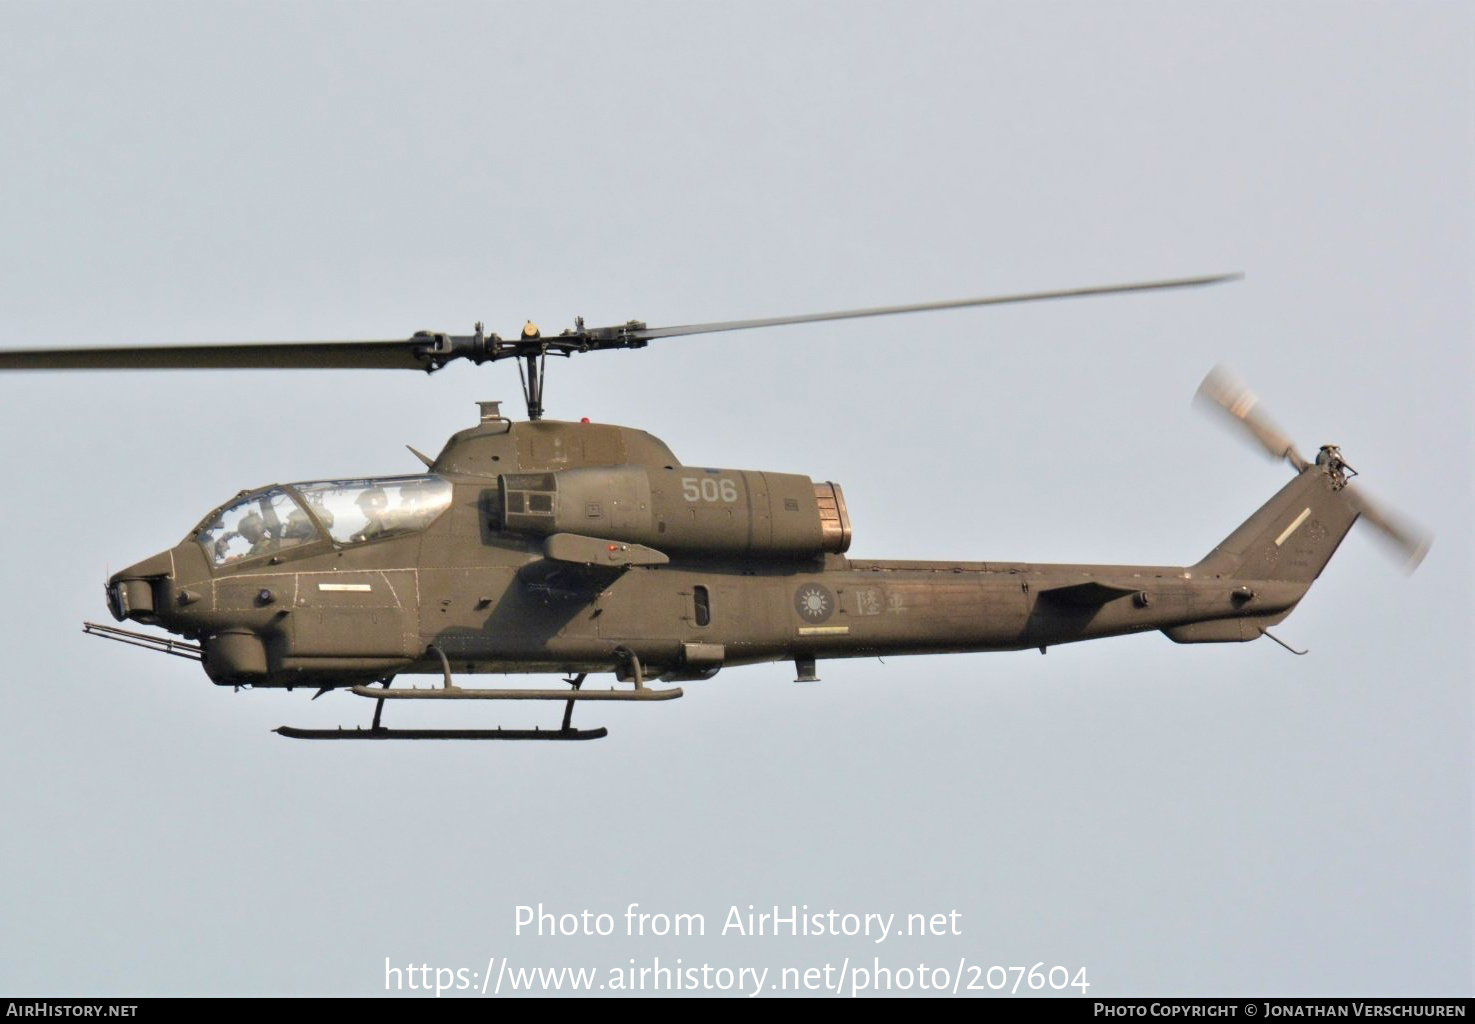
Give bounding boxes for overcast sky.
[0,0,1469,997]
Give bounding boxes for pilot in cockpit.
[350,486,390,543]
[282,506,317,541]
[387,477,439,532]
[236,512,276,558]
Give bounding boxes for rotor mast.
[516,323,548,421]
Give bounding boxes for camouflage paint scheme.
[106,406,1360,692]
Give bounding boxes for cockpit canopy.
[197,475,453,567]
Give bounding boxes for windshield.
[292,475,452,546]
[198,487,320,567]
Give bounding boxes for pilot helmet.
[356,486,388,512]
[238,512,266,541]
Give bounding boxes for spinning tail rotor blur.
[1194,365,1432,573]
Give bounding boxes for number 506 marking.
[682,477,739,503]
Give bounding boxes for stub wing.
[517,533,669,594]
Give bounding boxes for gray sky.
[0,0,1469,997]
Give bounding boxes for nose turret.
[108,538,213,628]
[106,549,176,624]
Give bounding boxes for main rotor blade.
[0,273,1240,379]
[1343,486,1433,574]
[631,273,1242,340]
[0,339,431,371]
[1194,365,1309,470]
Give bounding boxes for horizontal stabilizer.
[1038,581,1141,606]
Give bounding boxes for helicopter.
[0,273,1431,741]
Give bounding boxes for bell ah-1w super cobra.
[0,274,1430,741]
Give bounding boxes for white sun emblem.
[795,584,833,622]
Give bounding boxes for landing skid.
[274,725,608,741]
[276,647,670,742]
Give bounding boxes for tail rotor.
[1193,365,1432,574]
[1194,365,1310,471]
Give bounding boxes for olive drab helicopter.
[0,274,1432,741]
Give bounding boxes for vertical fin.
[1193,466,1360,584]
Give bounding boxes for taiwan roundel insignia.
[794,583,834,624]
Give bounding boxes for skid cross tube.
[561,673,585,732]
